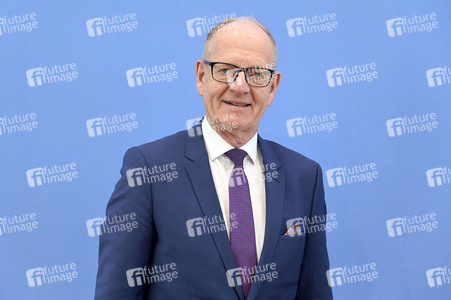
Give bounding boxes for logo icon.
[426,68,445,87]
[386,18,404,37]
[286,218,305,236]
[326,168,344,187]
[126,68,145,87]
[26,168,45,187]
[186,118,202,137]
[26,68,44,87]
[226,268,243,287]
[426,268,445,287]
[86,18,104,37]
[386,218,404,237]
[326,268,344,287]
[26,268,45,287]
[186,18,204,37]
[126,168,146,187]
[286,118,303,137]
[126,268,145,287]
[186,218,206,237]
[229,168,247,187]
[86,118,104,137]
[286,18,303,37]
[326,68,344,87]
[426,168,445,187]
[386,118,404,137]
[86,218,104,237]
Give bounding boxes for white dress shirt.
[201,118,266,261]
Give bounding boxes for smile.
[223,100,250,107]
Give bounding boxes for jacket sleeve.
[94,147,155,300]
[296,164,333,300]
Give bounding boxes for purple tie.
[225,149,257,299]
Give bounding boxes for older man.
[95,17,333,300]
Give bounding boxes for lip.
[223,100,250,107]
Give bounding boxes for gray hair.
[202,16,278,66]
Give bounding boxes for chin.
[230,120,251,132]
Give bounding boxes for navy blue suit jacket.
[94,123,333,300]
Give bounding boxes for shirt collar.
[201,117,258,164]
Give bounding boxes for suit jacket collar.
[247,135,284,300]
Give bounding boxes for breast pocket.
[278,233,306,241]
[270,233,306,290]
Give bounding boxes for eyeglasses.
[204,61,275,87]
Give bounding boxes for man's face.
[196,21,281,136]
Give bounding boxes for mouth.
[223,100,250,107]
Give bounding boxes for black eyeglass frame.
[203,60,276,88]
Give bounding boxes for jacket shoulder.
[126,130,188,162]
[263,139,321,169]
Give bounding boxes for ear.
[196,60,205,96]
[267,71,281,106]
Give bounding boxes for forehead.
[208,21,274,67]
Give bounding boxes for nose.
[229,71,250,93]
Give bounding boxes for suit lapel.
[184,123,244,300]
[248,136,285,300]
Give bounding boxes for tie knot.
[225,148,247,166]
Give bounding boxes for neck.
[213,125,257,148]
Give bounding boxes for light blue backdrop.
[1,1,450,299]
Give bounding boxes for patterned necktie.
[225,148,257,299]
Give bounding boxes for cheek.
[252,90,271,109]
[204,85,226,109]
[211,86,227,102]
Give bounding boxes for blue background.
[1,1,450,299]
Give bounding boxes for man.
[95,17,333,300]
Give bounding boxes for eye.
[248,68,265,77]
